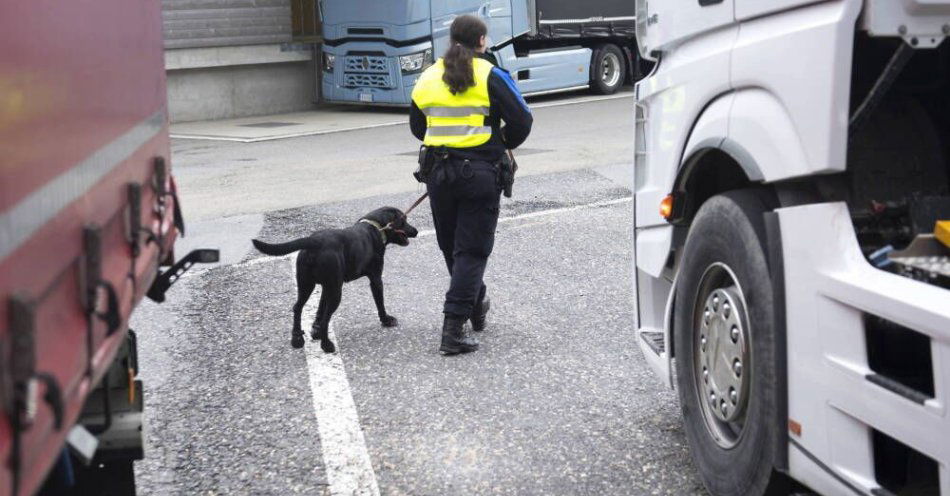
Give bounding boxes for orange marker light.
[659,194,674,220]
[788,419,802,437]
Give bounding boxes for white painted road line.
[225,196,632,271]
[414,196,631,237]
[298,262,382,496]
[170,120,410,143]
[170,92,634,143]
[232,196,633,494]
[529,91,633,110]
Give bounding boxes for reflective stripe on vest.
[411,58,494,148]
[420,106,490,117]
[426,125,493,136]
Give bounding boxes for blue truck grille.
[344,55,389,73]
[342,54,392,88]
[344,73,392,88]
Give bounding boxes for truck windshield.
[321,0,431,26]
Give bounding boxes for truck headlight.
[399,48,432,74]
[322,52,335,73]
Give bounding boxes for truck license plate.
[359,93,373,103]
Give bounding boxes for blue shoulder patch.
[492,67,530,114]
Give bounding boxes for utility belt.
[414,145,517,198]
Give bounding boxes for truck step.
[639,331,665,355]
[888,234,950,289]
[890,255,950,276]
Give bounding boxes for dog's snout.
[406,225,419,237]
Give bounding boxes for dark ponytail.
[442,15,488,95]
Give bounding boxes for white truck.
[633,1,950,495]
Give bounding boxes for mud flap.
[146,249,219,303]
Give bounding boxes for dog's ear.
[363,208,387,224]
[386,207,405,225]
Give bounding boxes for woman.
[410,14,533,355]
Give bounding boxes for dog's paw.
[380,315,399,327]
[291,332,305,349]
[321,339,336,353]
[310,328,321,341]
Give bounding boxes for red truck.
[0,2,215,494]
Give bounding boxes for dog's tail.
[252,237,320,256]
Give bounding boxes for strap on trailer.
[153,156,186,239]
[4,294,65,496]
[82,226,122,341]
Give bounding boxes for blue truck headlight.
[399,48,432,74]
[322,52,335,73]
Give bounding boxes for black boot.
[470,296,491,332]
[440,315,479,355]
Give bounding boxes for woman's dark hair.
[442,15,488,95]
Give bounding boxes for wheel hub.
[699,287,748,423]
[602,53,621,87]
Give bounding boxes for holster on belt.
[414,145,448,183]
[497,151,518,198]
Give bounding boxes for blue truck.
[318,0,638,105]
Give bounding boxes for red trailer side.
[1,1,180,494]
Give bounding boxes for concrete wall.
[162,0,292,49]
[167,61,314,122]
[165,44,317,122]
[161,1,319,123]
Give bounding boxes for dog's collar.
[359,218,387,244]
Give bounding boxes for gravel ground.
[132,167,704,495]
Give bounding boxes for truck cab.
[633,0,950,494]
[320,0,435,104]
[319,0,637,105]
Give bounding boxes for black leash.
[372,192,429,237]
[403,192,429,216]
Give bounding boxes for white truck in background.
[633,1,950,495]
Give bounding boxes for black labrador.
[252,207,419,352]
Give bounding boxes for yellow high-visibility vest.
[411,57,494,148]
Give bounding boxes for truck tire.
[590,44,626,95]
[673,190,787,496]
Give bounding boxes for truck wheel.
[674,190,786,496]
[590,44,626,95]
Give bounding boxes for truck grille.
[344,73,392,88]
[344,55,389,73]
[342,54,393,88]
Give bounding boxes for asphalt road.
[131,91,705,495]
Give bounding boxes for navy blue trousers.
[426,157,501,318]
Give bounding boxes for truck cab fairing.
[320,0,432,42]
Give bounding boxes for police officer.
[410,14,532,355]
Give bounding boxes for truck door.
[431,0,486,61]
[430,0,528,69]
[487,0,529,50]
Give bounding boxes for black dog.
[251,207,419,352]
